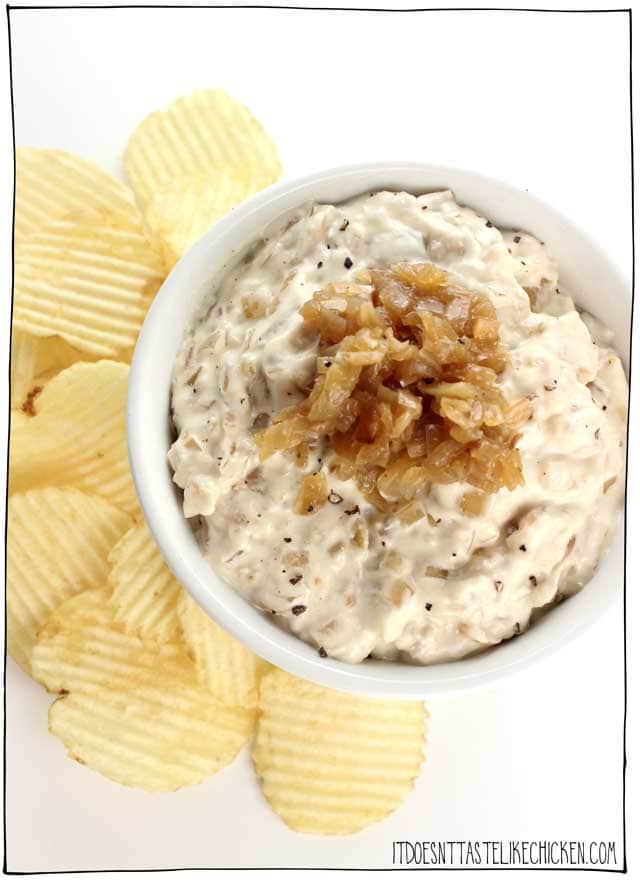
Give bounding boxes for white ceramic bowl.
[128,162,629,699]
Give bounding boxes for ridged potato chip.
[9,360,137,514]
[33,589,190,694]
[10,329,85,410]
[34,590,256,792]
[49,689,255,792]
[7,488,132,673]
[177,591,270,707]
[124,89,281,206]
[253,670,427,835]
[13,212,165,360]
[108,521,182,642]
[146,173,257,269]
[8,410,32,489]
[15,147,139,252]
[10,408,29,434]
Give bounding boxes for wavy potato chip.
[8,409,32,490]
[124,89,281,205]
[178,591,270,707]
[34,589,190,694]
[9,360,138,514]
[107,521,182,642]
[253,670,427,835]
[35,590,256,792]
[13,212,165,360]
[10,329,85,410]
[9,408,30,434]
[146,173,257,269]
[7,488,132,673]
[49,689,254,792]
[15,147,139,252]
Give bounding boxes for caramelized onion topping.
[256,263,531,514]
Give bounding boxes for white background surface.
[1,4,636,873]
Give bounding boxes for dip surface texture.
[169,191,627,664]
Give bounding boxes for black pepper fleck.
[514,235,521,244]
[339,219,349,231]
[317,261,323,269]
[307,505,314,513]
[324,360,332,368]
[425,602,433,611]
[495,580,504,593]
[529,575,538,587]
[283,537,292,543]
[289,574,302,585]
[318,647,328,658]
[291,604,307,615]
[486,220,493,228]
[344,505,360,516]
[595,428,600,439]
[328,491,343,505]
[514,622,521,634]
[344,257,353,269]
[519,544,527,552]
[602,405,608,411]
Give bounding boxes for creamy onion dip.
[168,191,627,664]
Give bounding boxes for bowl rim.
[127,160,629,699]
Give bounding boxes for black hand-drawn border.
[3,4,633,874]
